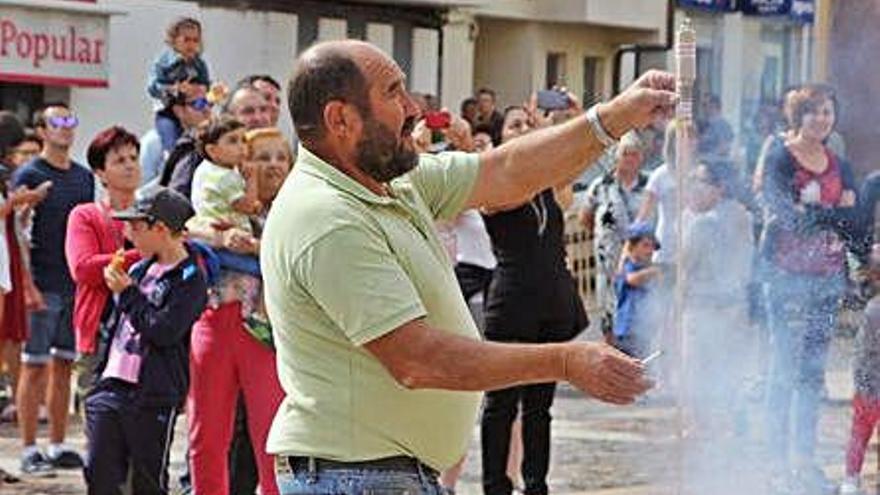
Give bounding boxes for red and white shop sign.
[0,5,109,87]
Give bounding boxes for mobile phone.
[536,90,571,110]
[424,111,451,130]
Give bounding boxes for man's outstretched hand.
[563,342,653,405]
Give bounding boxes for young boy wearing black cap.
[612,221,662,359]
[83,187,208,494]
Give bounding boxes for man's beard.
[356,116,418,183]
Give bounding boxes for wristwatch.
[585,105,618,148]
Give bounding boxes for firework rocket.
[675,18,697,125]
[672,19,697,486]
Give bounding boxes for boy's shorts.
[22,292,77,364]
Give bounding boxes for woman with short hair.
[66,126,144,396]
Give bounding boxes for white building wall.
[473,19,537,108]
[201,7,298,98]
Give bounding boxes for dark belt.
[287,455,438,478]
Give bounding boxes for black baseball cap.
[113,186,195,232]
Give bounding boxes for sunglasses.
[48,115,79,129]
[187,97,213,111]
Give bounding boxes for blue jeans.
[84,382,178,495]
[155,110,182,153]
[275,458,443,495]
[23,291,76,364]
[764,268,843,466]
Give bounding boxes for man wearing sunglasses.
[141,94,213,188]
[155,87,213,196]
[12,102,94,473]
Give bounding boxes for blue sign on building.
[740,0,792,16]
[740,0,815,23]
[677,0,736,12]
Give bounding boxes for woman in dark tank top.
[480,105,587,495]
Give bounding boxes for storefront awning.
[0,0,124,88]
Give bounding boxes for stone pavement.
[0,336,876,494]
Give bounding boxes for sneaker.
[839,476,862,495]
[46,446,84,469]
[19,449,54,475]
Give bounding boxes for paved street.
[0,335,876,494]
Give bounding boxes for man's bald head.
[288,40,390,143]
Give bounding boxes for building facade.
[826,0,880,177]
[459,1,669,111]
[2,0,830,165]
[0,0,464,158]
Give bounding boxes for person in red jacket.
[65,127,142,404]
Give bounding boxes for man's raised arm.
[467,70,676,210]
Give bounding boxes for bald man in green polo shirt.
[261,40,676,494]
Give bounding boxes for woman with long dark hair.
[480,105,588,495]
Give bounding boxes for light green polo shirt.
[261,145,482,470]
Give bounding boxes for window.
[545,52,567,89]
[582,56,601,105]
[0,83,45,126]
